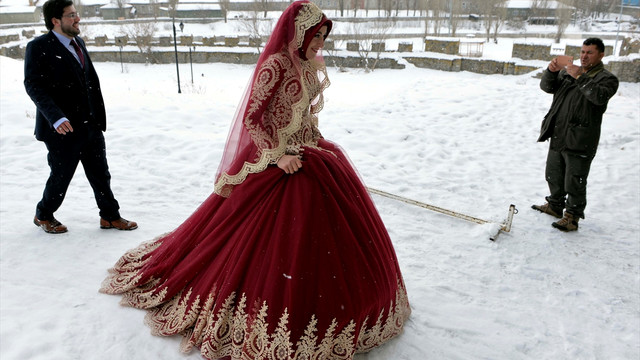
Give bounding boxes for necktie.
[70,39,85,68]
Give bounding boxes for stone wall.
[512,43,614,61]
[324,55,404,70]
[2,42,637,81]
[565,44,614,58]
[88,50,260,65]
[607,59,640,83]
[404,56,540,76]
[0,45,24,59]
[512,43,553,61]
[398,43,413,52]
[424,39,459,55]
[0,34,20,45]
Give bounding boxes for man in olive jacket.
[532,38,619,232]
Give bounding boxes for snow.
[1,43,639,360]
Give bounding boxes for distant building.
[100,2,134,20]
[502,0,574,23]
[0,5,41,24]
[174,3,222,18]
[128,0,170,18]
[77,0,110,18]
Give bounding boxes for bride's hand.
[277,154,303,174]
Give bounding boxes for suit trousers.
[36,124,120,221]
[544,148,594,219]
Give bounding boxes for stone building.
[0,5,41,24]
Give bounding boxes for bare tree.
[430,0,449,36]
[323,38,348,72]
[351,0,361,17]
[410,0,421,16]
[350,19,396,72]
[421,0,432,36]
[381,0,393,17]
[259,0,270,18]
[478,0,506,42]
[239,9,274,54]
[219,0,230,23]
[449,0,464,36]
[592,0,617,18]
[123,22,161,64]
[530,0,550,22]
[492,3,506,43]
[555,0,574,43]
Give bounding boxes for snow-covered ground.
[1,51,639,360]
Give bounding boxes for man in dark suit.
[24,0,137,233]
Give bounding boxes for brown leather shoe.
[33,216,68,234]
[552,212,579,232]
[100,218,138,230]
[531,203,563,219]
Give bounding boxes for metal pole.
[614,0,623,56]
[172,18,181,94]
[118,43,123,73]
[189,46,193,84]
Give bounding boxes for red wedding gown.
[101,140,410,359]
[101,5,410,356]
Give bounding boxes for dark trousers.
[36,126,120,221]
[544,148,594,219]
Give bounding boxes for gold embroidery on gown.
[101,241,410,359]
[214,53,331,197]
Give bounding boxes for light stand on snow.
[367,187,517,241]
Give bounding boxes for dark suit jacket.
[24,31,106,141]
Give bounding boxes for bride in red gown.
[100,1,410,359]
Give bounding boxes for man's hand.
[565,63,584,79]
[56,120,73,135]
[277,154,303,174]
[548,57,563,72]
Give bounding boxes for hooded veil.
[214,1,333,197]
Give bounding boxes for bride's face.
[305,25,328,60]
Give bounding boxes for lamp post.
[172,17,181,94]
[116,38,123,73]
[190,45,194,84]
[179,22,194,84]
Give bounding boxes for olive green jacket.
[538,62,619,156]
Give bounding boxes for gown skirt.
[100,139,411,360]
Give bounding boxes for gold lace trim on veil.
[213,2,329,198]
